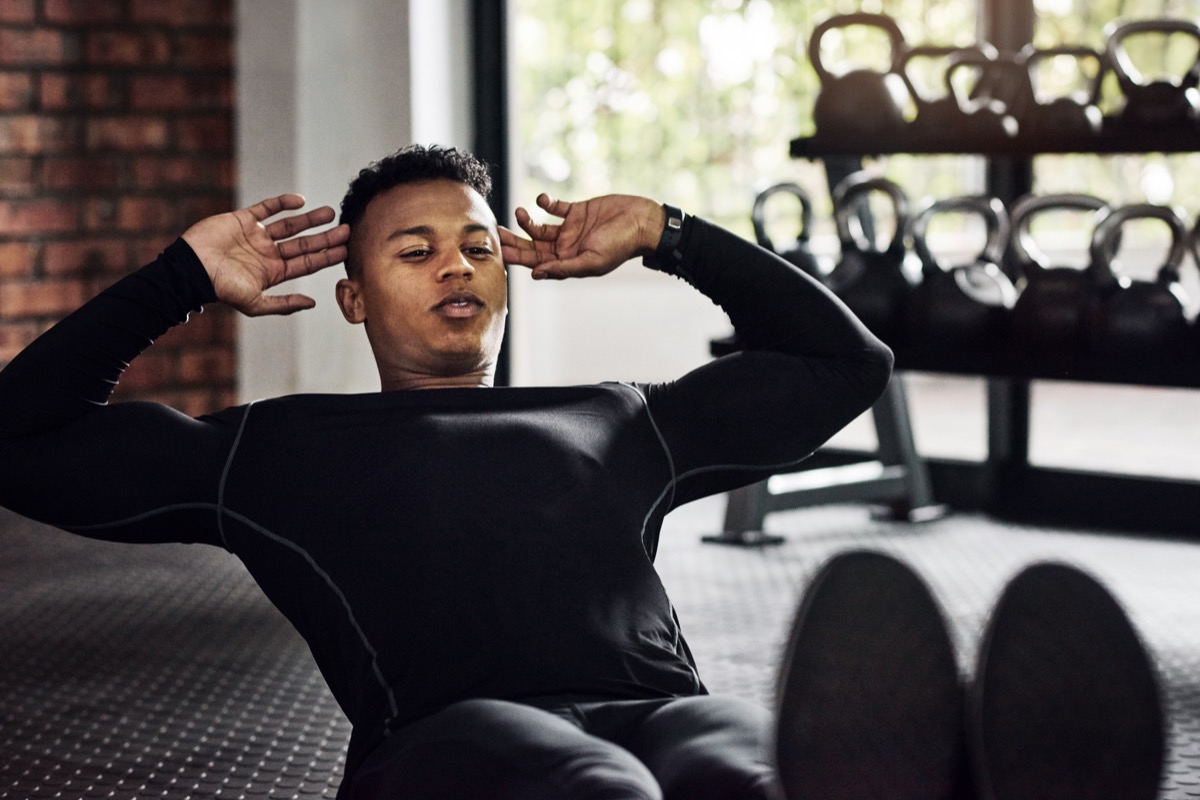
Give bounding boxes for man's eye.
[465,246,494,257]
[401,249,432,259]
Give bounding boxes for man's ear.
[336,277,366,324]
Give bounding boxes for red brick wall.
[0,0,237,416]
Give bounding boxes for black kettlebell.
[945,48,1020,144]
[1085,203,1191,359]
[1009,193,1111,360]
[1105,18,1200,134]
[826,173,913,345]
[809,13,910,143]
[751,183,823,280]
[909,195,1017,352]
[973,49,1037,121]
[1019,45,1104,148]
[900,43,999,148]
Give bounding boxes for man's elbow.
[859,340,895,404]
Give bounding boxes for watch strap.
[643,203,686,273]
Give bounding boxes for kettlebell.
[909,195,1017,352]
[809,13,910,143]
[751,183,823,280]
[826,173,913,345]
[945,48,1021,144]
[1105,18,1200,135]
[972,49,1037,122]
[1086,203,1191,359]
[1019,45,1105,149]
[900,43,1000,148]
[1009,193,1111,360]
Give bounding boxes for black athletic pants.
[339,694,781,800]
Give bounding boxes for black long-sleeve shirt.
[0,214,892,778]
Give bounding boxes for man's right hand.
[181,194,351,317]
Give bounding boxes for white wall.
[235,0,474,399]
[506,264,734,386]
[498,8,733,388]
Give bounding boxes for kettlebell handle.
[1105,18,1200,90]
[1020,44,1105,105]
[899,43,998,103]
[1009,193,1110,276]
[1089,203,1189,287]
[940,47,1027,115]
[751,183,813,253]
[809,13,906,84]
[911,195,1010,274]
[833,173,910,255]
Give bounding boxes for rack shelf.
[791,126,1200,159]
[892,347,1200,389]
[717,336,1200,389]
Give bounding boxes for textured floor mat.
[0,517,350,799]
[657,500,1200,800]
[4,498,1200,798]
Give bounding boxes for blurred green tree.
[512,0,1200,253]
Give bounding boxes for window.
[509,0,1200,478]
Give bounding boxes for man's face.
[336,179,508,389]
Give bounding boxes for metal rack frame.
[781,0,1200,536]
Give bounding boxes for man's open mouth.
[433,291,484,317]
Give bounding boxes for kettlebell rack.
[796,7,1200,536]
[793,13,1200,160]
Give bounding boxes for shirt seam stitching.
[216,402,255,549]
[219,507,401,729]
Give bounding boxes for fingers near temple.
[499,240,538,266]
[265,207,337,241]
[515,211,560,244]
[247,193,306,222]
[305,246,348,272]
[496,225,522,245]
[279,246,349,282]
[277,225,350,260]
[497,227,553,268]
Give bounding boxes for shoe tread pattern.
[971,562,1165,800]
[775,550,963,800]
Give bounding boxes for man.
[0,143,889,798]
[0,145,1164,799]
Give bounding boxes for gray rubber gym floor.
[3,494,1199,799]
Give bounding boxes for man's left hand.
[500,193,665,280]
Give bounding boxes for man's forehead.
[385,222,492,242]
[368,179,496,233]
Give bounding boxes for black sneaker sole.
[774,550,964,800]
[969,562,1165,800]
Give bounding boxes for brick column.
[0,0,236,416]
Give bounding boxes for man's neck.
[379,369,494,392]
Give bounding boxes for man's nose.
[437,251,475,280]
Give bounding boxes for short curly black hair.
[340,144,494,275]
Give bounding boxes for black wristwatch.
[643,203,686,273]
